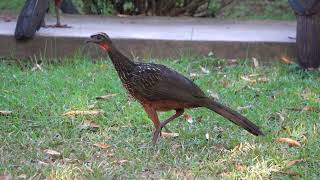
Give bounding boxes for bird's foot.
[43,24,72,28]
[152,128,161,144]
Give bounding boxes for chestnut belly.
[143,99,199,111]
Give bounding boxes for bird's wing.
[131,63,207,102]
[15,0,50,40]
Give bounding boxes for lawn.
[0,56,319,179]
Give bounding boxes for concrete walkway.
[0,15,297,61]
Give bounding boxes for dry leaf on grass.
[280,56,295,65]
[93,143,111,149]
[287,159,302,167]
[183,114,193,123]
[161,132,179,138]
[235,164,247,172]
[302,106,319,112]
[276,138,301,147]
[0,110,12,116]
[258,77,269,83]
[241,76,256,83]
[44,149,61,156]
[113,159,128,165]
[17,174,27,179]
[96,94,117,100]
[211,144,227,152]
[63,110,103,116]
[37,160,49,166]
[80,120,100,130]
[237,105,253,111]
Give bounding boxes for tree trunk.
[294,0,320,69]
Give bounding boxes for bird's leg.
[55,5,62,27]
[143,106,161,144]
[46,1,71,28]
[160,109,184,133]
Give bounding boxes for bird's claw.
[152,128,161,144]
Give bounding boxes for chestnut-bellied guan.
[86,32,264,143]
[15,0,71,40]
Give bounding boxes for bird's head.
[86,32,112,51]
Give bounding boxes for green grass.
[0,56,319,179]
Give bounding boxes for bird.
[86,32,264,144]
[15,0,71,40]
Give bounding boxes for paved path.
[0,15,297,61]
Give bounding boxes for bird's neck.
[108,45,135,80]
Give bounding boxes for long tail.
[204,99,264,136]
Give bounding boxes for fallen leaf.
[287,159,302,167]
[96,94,117,100]
[17,174,27,179]
[236,164,247,171]
[252,58,259,68]
[63,110,103,116]
[200,66,210,74]
[302,106,319,112]
[0,110,12,116]
[183,114,193,123]
[276,138,301,147]
[207,90,220,100]
[161,132,179,138]
[93,143,111,149]
[113,159,128,165]
[241,76,256,83]
[248,74,259,77]
[258,77,269,83]
[280,56,294,65]
[37,160,49,166]
[237,105,253,111]
[211,144,226,152]
[44,149,61,156]
[80,120,100,130]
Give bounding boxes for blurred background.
[0,0,294,20]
